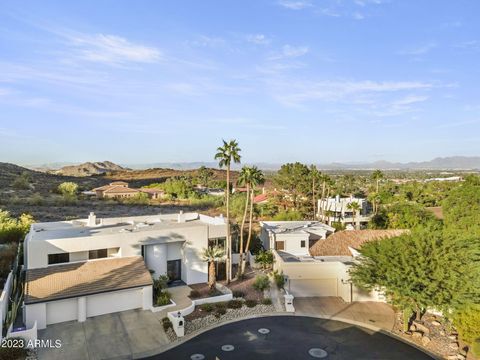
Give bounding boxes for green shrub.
[261,298,272,305]
[215,302,227,310]
[11,172,30,190]
[162,317,173,331]
[452,305,480,344]
[0,210,34,244]
[189,290,201,299]
[28,193,44,206]
[200,303,214,312]
[232,290,245,298]
[124,192,149,205]
[273,271,285,289]
[227,299,243,309]
[0,338,27,360]
[253,274,270,291]
[156,291,171,306]
[214,307,227,318]
[245,299,257,308]
[472,338,480,358]
[58,182,78,198]
[254,250,274,270]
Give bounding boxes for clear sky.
[0,0,479,165]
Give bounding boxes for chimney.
[177,210,186,223]
[87,212,96,227]
[336,194,340,202]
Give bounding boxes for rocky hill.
[54,161,126,177]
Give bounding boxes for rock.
[409,324,417,332]
[412,331,423,339]
[440,330,445,336]
[421,336,431,346]
[456,355,466,360]
[448,335,458,340]
[431,320,441,326]
[447,356,458,360]
[413,321,430,335]
[459,349,467,356]
[449,342,459,350]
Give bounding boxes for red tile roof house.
[260,222,406,303]
[93,182,165,200]
[22,212,227,330]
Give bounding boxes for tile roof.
[309,229,407,257]
[25,256,153,304]
[253,194,268,203]
[102,186,140,194]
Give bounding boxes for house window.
[89,248,108,260]
[301,240,306,248]
[209,237,226,249]
[276,241,285,251]
[48,253,70,265]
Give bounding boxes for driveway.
[294,297,396,331]
[37,309,170,360]
[152,316,433,360]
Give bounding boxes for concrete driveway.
[294,297,395,331]
[37,309,170,360]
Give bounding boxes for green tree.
[0,210,34,244]
[452,304,480,345]
[274,162,310,211]
[368,202,437,229]
[201,246,225,290]
[215,139,241,282]
[350,227,480,322]
[58,182,78,199]
[254,250,274,270]
[371,170,384,214]
[309,165,322,220]
[347,201,361,230]
[197,166,214,187]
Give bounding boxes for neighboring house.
[93,182,165,199]
[260,221,335,256]
[23,212,227,329]
[268,224,405,302]
[317,195,372,227]
[195,185,225,197]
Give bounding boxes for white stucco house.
[317,195,372,228]
[23,212,227,329]
[261,221,405,302]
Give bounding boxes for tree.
[254,250,274,270]
[347,201,361,230]
[452,304,480,345]
[350,227,480,322]
[309,165,321,220]
[58,182,78,198]
[318,173,332,219]
[274,162,310,211]
[201,246,225,290]
[368,201,438,230]
[197,166,214,187]
[214,139,241,282]
[371,170,384,214]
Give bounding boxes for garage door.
[46,298,77,325]
[289,279,337,297]
[86,288,143,318]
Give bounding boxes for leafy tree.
[272,210,303,221]
[452,304,480,345]
[58,182,78,198]
[368,202,437,229]
[371,170,384,214]
[0,210,34,244]
[274,162,310,211]
[347,201,361,230]
[254,250,274,270]
[161,178,194,199]
[350,227,480,321]
[215,139,241,282]
[201,246,225,289]
[197,166,214,187]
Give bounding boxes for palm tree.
[201,246,226,290]
[371,170,384,214]
[237,166,253,277]
[347,201,361,230]
[214,139,241,282]
[242,166,264,275]
[310,165,321,220]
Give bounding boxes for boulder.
[456,355,466,360]
[421,336,431,346]
[412,331,423,339]
[409,324,417,332]
[440,330,445,336]
[431,320,441,326]
[413,321,430,335]
[448,335,458,340]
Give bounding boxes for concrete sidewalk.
[294,297,395,331]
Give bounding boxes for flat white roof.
[261,221,335,235]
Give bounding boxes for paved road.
[150,316,433,360]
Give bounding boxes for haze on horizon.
[0,0,479,166]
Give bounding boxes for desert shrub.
[232,290,245,298]
[162,317,173,331]
[215,302,227,310]
[227,299,243,309]
[58,182,78,197]
[273,271,285,289]
[253,274,270,291]
[11,172,30,190]
[28,193,44,206]
[261,298,272,305]
[156,291,171,306]
[189,290,201,299]
[472,339,480,358]
[0,338,27,360]
[208,288,221,296]
[214,307,227,318]
[0,210,33,244]
[200,303,214,312]
[254,250,274,270]
[245,299,257,308]
[452,304,480,344]
[124,192,149,205]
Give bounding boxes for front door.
[167,259,181,283]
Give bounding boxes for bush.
[253,274,270,292]
[200,303,214,312]
[0,243,18,279]
[227,299,243,309]
[214,307,227,318]
[472,339,480,358]
[28,193,44,206]
[261,298,272,305]
[273,271,285,289]
[0,211,33,244]
[452,304,480,344]
[58,182,78,198]
[0,338,27,360]
[189,290,201,299]
[156,291,171,306]
[162,317,173,331]
[245,299,257,308]
[124,192,149,205]
[232,290,245,298]
[254,250,274,270]
[215,302,227,310]
[11,172,30,190]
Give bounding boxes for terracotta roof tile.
[25,256,153,304]
[309,229,407,257]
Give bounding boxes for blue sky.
[0,0,479,165]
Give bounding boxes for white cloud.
[399,42,437,56]
[282,45,309,57]
[190,35,225,48]
[278,0,312,10]
[353,12,365,20]
[68,33,162,64]
[246,34,271,45]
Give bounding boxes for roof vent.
[178,210,186,223]
[87,212,96,227]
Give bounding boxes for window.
[48,253,69,265]
[89,248,108,260]
[300,240,306,248]
[209,237,226,249]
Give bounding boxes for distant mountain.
[54,161,127,177]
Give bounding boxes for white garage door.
[86,288,143,318]
[289,279,337,297]
[46,298,77,325]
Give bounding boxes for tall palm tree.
[347,201,361,230]
[201,246,225,290]
[242,166,264,275]
[237,166,253,277]
[371,169,384,214]
[214,139,241,282]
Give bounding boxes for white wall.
[25,303,46,329]
[46,299,77,325]
[86,288,143,317]
[145,244,167,278]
